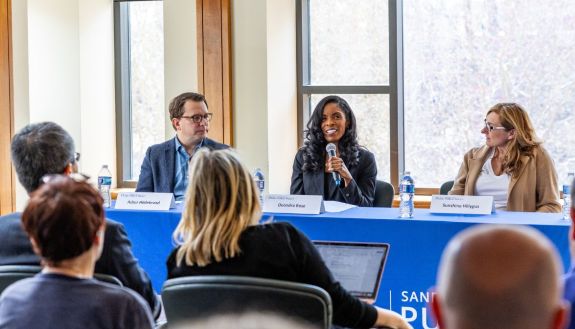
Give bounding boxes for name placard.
[263,194,325,214]
[115,192,176,211]
[430,195,493,215]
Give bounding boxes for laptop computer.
[313,241,389,304]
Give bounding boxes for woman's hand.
[325,155,353,187]
[373,307,413,329]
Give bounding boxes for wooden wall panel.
[0,0,14,214]
[196,0,232,146]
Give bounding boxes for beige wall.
[232,0,297,195]
[11,0,30,210]
[265,0,298,194]
[78,0,116,191]
[163,0,198,138]
[232,0,269,188]
[12,0,116,209]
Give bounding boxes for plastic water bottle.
[563,172,574,220]
[399,171,415,218]
[253,168,265,206]
[98,165,112,208]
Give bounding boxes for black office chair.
[0,265,39,293]
[0,265,123,294]
[440,180,454,195]
[161,276,333,329]
[374,180,395,207]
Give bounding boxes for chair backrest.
[0,265,122,294]
[162,275,333,329]
[0,265,40,294]
[374,180,395,207]
[440,180,454,195]
[94,273,123,286]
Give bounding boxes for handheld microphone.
[325,143,341,187]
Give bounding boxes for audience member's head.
[173,148,261,267]
[22,175,105,267]
[432,225,567,329]
[175,312,318,329]
[11,122,76,193]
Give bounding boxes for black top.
[290,148,377,206]
[0,273,154,329]
[167,222,377,328]
[0,212,160,317]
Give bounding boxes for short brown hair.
[21,175,105,265]
[168,92,208,130]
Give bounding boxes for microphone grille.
[325,143,336,153]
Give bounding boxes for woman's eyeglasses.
[484,119,508,132]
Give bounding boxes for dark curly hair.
[301,95,360,172]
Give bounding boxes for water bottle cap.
[404,171,411,176]
[102,165,108,169]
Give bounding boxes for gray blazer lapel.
[164,140,176,192]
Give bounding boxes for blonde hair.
[173,149,261,267]
[487,103,541,178]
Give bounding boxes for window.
[299,0,575,190]
[404,0,575,187]
[114,0,165,186]
[298,0,391,183]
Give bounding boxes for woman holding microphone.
[290,95,377,206]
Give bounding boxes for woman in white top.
[449,103,560,212]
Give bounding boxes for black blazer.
[135,137,229,193]
[0,213,160,317]
[290,148,377,206]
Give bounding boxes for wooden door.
[0,0,14,214]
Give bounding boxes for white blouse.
[474,150,510,210]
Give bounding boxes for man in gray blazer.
[135,92,229,201]
[0,122,161,318]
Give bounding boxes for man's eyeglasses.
[181,113,213,123]
[74,152,81,163]
[484,119,508,132]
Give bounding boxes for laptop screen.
[313,241,389,299]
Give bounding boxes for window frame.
[296,0,430,193]
[113,0,163,188]
[113,0,134,188]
